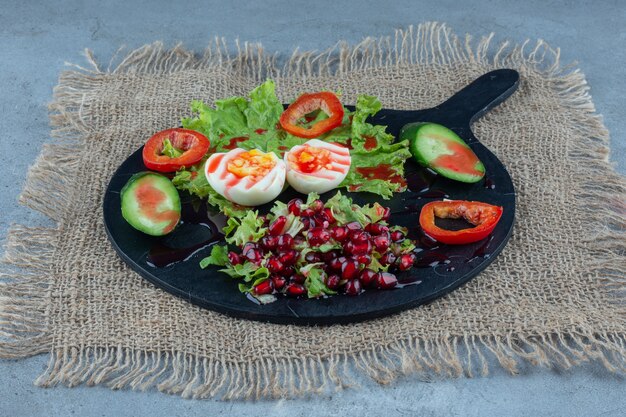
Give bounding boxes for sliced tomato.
[142,128,210,172]
[279,92,344,138]
[419,200,503,245]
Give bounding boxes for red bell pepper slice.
[419,200,503,245]
[142,128,210,173]
[279,92,344,138]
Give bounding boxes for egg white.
[205,148,286,206]
[284,139,351,194]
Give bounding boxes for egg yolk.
[287,145,332,173]
[227,149,277,180]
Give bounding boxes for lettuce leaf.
[220,262,270,283]
[300,263,336,298]
[199,244,229,268]
[325,95,411,199]
[182,80,285,153]
[323,191,384,226]
[223,211,267,246]
[244,81,285,130]
[161,138,183,158]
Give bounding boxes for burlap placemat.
[1,23,624,399]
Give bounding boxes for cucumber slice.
[401,122,485,183]
[120,172,181,236]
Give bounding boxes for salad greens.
[201,192,414,303]
[173,80,411,216]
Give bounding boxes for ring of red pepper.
[279,91,344,138]
[142,128,210,173]
[419,200,503,245]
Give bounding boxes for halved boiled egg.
[205,148,286,206]
[284,139,351,194]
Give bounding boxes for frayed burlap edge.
[1,22,624,399]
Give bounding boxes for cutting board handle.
[437,69,520,126]
[366,69,520,138]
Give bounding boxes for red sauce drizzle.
[135,181,179,234]
[431,135,483,176]
[254,129,267,135]
[363,136,377,151]
[223,136,248,150]
[355,164,407,187]
[206,153,224,173]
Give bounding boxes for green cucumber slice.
[120,172,181,236]
[400,122,485,183]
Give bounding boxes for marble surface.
[0,0,624,415]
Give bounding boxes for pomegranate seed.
[379,252,397,266]
[266,256,284,274]
[280,265,295,277]
[305,251,322,263]
[320,250,339,262]
[301,216,315,230]
[271,275,287,290]
[285,283,306,297]
[241,242,257,256]
[365,223,389,235]
[245,249,263,264]
[313,214,330,229]
[359,269,379,288]
[381,207,391,221]
[317,210,329,222]
[227,251,242,265]
[287,198,303,215]
[253,279,274,295]
[301,208,316,217]
[310,199,324,212]
[372,233,391,252]
[293,235,306,247]
[356,254,372,265]
[350,230,371,244]
[260,235,278,251]
[397,253,416,271]
[343,241,355,254]
[391,230,405,242]
[278,249,298,266]
[325,274,341,290]
[307,227,331,246]
[344,279,362,296]
[277,234,294,250]
[269,216,287,236]
[290,274,306,284]
[376,272,398,289]
[330,226,349,242]
[341,258,360,280]
[323,208,335,223]
[358,241,372,255]
[345,221,362,231]
[329,257,344,272]
[344,240,372,256]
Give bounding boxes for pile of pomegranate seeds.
[224,194,417,300]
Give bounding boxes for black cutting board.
[103,69,519,325]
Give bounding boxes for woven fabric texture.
[1,23,624,399]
